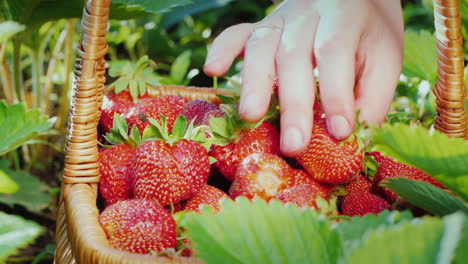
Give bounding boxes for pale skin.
[204,0,404,157]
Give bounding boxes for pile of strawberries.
[97,89,444,256]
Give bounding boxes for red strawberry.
[182,100,219,125]
[229,153,293,200]
[340,175,390,216]
[100,90,135,133]
[297,118,363,184]
[98,144,136,206]
[367,151,444,202]
[99,199,177,254]
[133,139,210,206]
[184,185,231,213]
[125,95,189,133]
[274,183,332,209]
[210,121,280,181]
[132,115,211,206]
[285,169,317,187]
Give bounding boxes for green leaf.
[346,213,466,264]
[0,212,44,262]
[335,210,414,259]
[0,21,25,43]
[111,0,191,17]
[159,0,233,29]
[402,30,438,84]
[0,160,51,213]
[0,0,191,29]
[371,123,468,201]
[180,198,342,264]
[0,170,19,194]
[170,50,192,85]
[382,178,468,216]
[0,101,54,156]
[113,78,129,94]
[453,213,468,264]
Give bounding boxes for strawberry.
[125,95,189,133]
[100,90,135,133]
[296,118,364,184]
[184,185,231,213]
[210,121,280,181]
[367,151,444,202]
[229,153,294,200]
[98,144,136,206]
[285,169,317,187]
[340,175,390,216]
[274,183,332,209]
[182,100,219,125]
[99,198,177,254]
[133,116,211,206]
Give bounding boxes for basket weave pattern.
[54,0,468,263]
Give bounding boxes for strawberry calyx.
[146,115,212,150]
[209,93,279,145]
[103,113,144,148]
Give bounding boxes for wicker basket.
[54,0,467,263]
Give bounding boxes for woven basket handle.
[63,0,110,187]
[433,0,467,138]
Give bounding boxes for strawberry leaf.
[371,124,468,201]
[0,212,44,262]
[0,101,54,156]
[402,30,438,85]
[0,160,51,213]
[180,198,342,264]
[381,178,468,216]
[0,170,19,194]
[335,210,414,259]
[346,212,466,264]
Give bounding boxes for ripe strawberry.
[133,139,210,206]
[274,183,332,209]
[340,175,390,216]
[296,118,364,184]
[125,95,189,133]
[210,121,280,181]
[285,169,317,187]
[229,153,294,200]
[98,144,136,206]
[100,90,135,133]
[184,185,231,213]
[132,116,211,206]
[367,151,444,202]
[182,99,219,125]
[99,199,177,254]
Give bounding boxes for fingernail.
[327,115,352,140]
[239,94,259,116]
[281,127,304,153]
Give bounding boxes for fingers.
[355,21,404,125]
[276,14,318,156]
[314,7,365,140]
[204,23,255,77]
[238,16,284,122]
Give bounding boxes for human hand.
[204,0,404,157]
